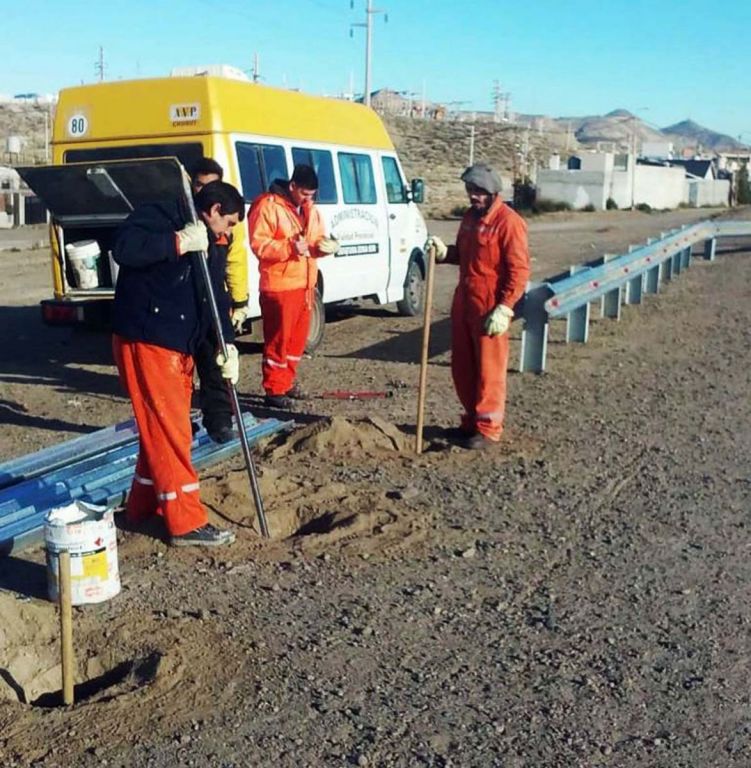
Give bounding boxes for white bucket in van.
[65,239,100,289]
[45,501,120,605]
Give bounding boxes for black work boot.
[170,524,236,548]
[207,424,237,444]
[461,433,495,450]
[284,383,309,400]
[263,393,293,409]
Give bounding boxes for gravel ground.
[0,206,750,767]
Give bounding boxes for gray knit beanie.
[460,163,502,194]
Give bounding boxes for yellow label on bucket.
[80,549,108,580]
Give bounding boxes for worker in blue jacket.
[112,180,244,548]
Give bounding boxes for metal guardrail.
[519,219,751,373]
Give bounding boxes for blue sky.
[3,0,750,140]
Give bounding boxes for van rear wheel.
[305,287,325,352]
[396,258,424,316]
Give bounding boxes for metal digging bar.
[179,171,270,539]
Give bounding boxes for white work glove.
[215,344,239,385]
[317,237,340,256]
[231,306,249,334]
[176,222,209,255]
[484,304,514,336]
[424,235,448,262]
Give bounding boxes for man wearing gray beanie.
[424,163,530,449]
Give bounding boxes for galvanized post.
[566,265,590,342]
[703,237,716,261]
[662,256,673,283]
[625,273,644,305]
[519,283,552,374]
[645,264,660,294]
[672,250,682,276]
[681,246,691,270]
[599,254,621,319]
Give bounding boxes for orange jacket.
[445,196,530,314]
[248,185,327,293]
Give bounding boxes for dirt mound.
[266,416,410,458]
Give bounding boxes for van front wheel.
[305,287,325,352]
[396,258,424,317]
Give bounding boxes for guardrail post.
[672,249,682,276]
[519,283,553,374]
[624,245,643,305]
[599,254,621,319]
[703,237,716,262]
[566,265,590,342]
[661,256,673,283]
[681,246,691,270]
[645,264,660,294]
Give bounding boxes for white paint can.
[45,501,120,605]
[65,239,100,289]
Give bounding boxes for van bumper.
[41,298,113,328]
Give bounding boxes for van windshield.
[64,143,204,170]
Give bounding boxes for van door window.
[236,142,288,202]
[381,156,408,203]
[338,153,377,204]
[291,148,337,203]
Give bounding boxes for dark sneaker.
[264,393,293,409]
[170,524,236,548]
[461,433,495,450]
[207,425,237,444]
[284,383,309,400]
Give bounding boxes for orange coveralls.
[248,188,326,395]
[444,197,530,440]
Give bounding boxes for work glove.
[176,222,209,255]
[317,236,340,256]
[424,235,448,262]
[231,306,249,334]
[484,304,514,336]
[215,344,240,385]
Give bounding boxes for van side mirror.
[410,178,425,204]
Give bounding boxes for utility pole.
[351,0,387,107]
[469,124,475,166]
[252,52,261,83]
[95,46,105,82]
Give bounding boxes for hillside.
[383,116,568,216]
[0,102,52,164]
[662,119,746,152]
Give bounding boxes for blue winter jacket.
[112,201,234,355]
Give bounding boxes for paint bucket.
[65,239,100,289]
[45,501,120,605]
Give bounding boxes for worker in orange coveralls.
[425,163,530,450]
[112,181,244,547]
[248,164,340,409]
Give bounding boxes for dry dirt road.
[1,207,750,768]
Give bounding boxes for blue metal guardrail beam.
[518,219,751,374]
[0,414,291,555]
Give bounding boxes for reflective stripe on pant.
[450,292,508,441]
[113,335,208,536]
[260,288,310,395]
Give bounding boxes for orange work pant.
[260,288,310,395]
[112,335,208,536]
[450,290,509,441]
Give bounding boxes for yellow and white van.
[28,70,428,348]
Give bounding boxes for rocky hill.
[661,119,746,152]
